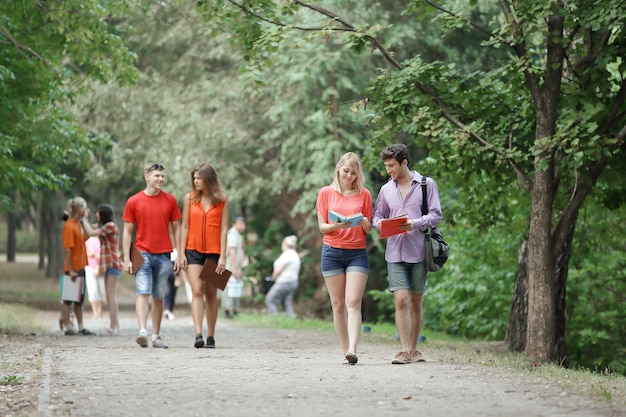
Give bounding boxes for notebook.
[199,259,232,290]
[60,275,83,302]
[379,214,410,239]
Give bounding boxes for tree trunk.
[507,220,574,365]
[552,207,578,366]
[43,192,66,279]
[526,169,559,362]
[38,206,46,270]
[6,211,17,262]
[504,240,528,352]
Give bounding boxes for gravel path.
[0,308,610,417]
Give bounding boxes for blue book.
[328,210,364,228]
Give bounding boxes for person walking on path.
[163,249,189,320]
[122,163,181,349]
[372,144,442,364]
[84,236,105,320]
[179,163,230,349]
[221,216,246,319]
[265,235,301,318]
[61,197,95,336]
[82,203,124,334]
[315,152,372,365]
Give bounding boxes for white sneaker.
[136,332,148,348]
[164,310,175,320]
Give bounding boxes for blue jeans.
[134,252,171,299]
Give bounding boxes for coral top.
[185,197,225,255]
[316,185,372,250]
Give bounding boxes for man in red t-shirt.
[122,163,181,349]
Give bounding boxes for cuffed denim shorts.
[321,244,369,277]
[135,252,171,298]
[387,261,427,294]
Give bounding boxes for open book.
[379,214,410,239]
[328,210,364,228]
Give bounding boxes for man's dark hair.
[380,143,410,166]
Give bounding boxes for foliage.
[0,0,139,212]
[426,223,519,339]
[566,198,626,374]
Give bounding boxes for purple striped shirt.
[373,171,442,263]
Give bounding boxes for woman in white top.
[265,235,301,318]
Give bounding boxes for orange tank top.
[186,198,225,255]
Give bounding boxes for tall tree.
[0,0,138,268]
[195,0,626,364]
[70,1,380,280]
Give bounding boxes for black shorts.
[185,249,219,266]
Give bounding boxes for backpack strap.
[421,175,428,216]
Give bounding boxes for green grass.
[234,311,457,345]
[0,375,25,386]
[0,303,48,334]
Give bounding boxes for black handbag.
[260,276,274,295]
[421,176,450,272]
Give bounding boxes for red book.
[379,214,409,239]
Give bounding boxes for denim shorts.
[104,267,121,278]
[185,249,219,266]
[387,261,427,294]
[321,244,369,277]
[134,252,172,298]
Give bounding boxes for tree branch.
[419,82,532,191]
[226,0,531,189]
[599,80,626,136]
[424,0,494,39]
[498,0,541,101]
[0,26,54,71]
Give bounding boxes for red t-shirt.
[122,191,181,254]
[316,185,372,249]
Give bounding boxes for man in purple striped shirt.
[373,144,443,365]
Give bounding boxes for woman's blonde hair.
[66,197,86,219]
[283,235,298,249]
[330,152,365,193]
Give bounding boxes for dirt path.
[3,308,624,417]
